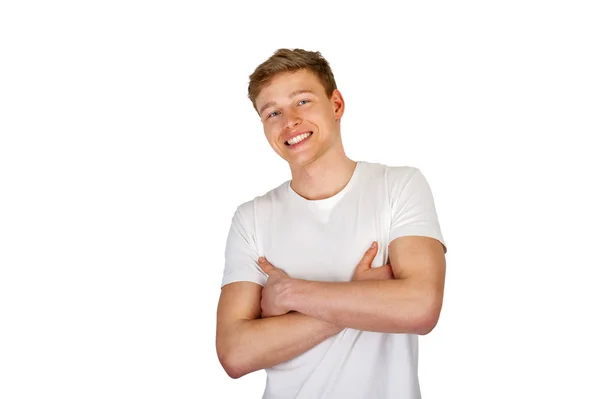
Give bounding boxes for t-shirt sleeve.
[221,201,268,288]
[388,167,447,254]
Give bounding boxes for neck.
[289,149,357,201]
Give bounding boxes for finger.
[258,257,276,275]
[355,241,379,272]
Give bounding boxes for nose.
[284,110,301,129]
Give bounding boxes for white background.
[1,1,599,398]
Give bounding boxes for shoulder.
[358,161,437,208]
[230,180,290,223]
[359,160,422,186]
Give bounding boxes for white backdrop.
[1,1,599,398]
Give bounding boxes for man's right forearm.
[218,312,342,379]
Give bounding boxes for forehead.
[255,69,326,107]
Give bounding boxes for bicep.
[216,282,262,337]
[388,236,446,333]
[386,167,447,284]
[388,235,446,289]
[215,282,263,369]
[216,281,263,359]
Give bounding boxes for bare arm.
[216,282,341,379]
[259,236,446,334]
[216,243,389,379]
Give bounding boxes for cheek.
[264,126,281,145]
[304,107,333,125]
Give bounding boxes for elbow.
[222,362,247,380]
[409,298,443,335]
[413,312,440,335]
[216,342,249,379]
[218,350,248,379]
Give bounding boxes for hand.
[352,242,394,281]
[257,257,294,318]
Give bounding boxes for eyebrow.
[258,89,316,116]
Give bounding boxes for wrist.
[282,278,306,313]
[285,280,342,334]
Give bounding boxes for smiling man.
[216,48,447,399]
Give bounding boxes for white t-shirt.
[221,161,447,399]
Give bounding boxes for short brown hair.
[248,48,338,112]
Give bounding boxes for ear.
[330,89,345,121]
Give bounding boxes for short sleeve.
[221,201,268,288]
[387,167,447,254]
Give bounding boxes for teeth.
[287,132,311,145]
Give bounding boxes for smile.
[286,132,313,146]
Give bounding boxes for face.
[254,69,345,167]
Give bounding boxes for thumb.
[355,241,378,272]
[258,257,276,276]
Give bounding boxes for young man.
[216,48,447,399]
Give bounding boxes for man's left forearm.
[281,278,442,334]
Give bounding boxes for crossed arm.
[216,236,446,379]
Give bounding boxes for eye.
[267,111,280,119]
[298,99,310,105]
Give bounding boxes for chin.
[288,154,320,168]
